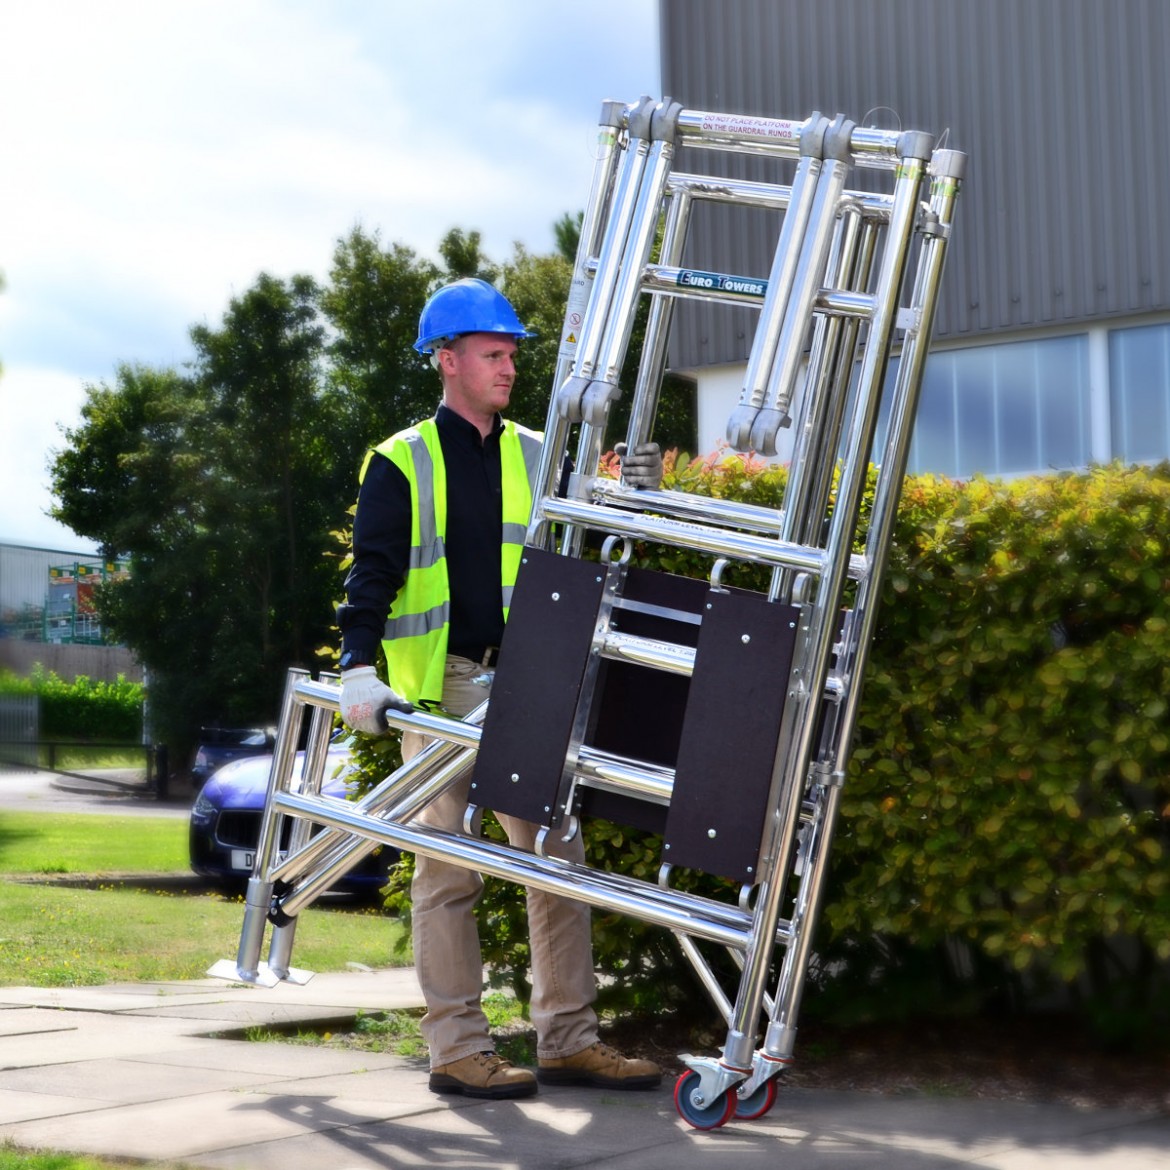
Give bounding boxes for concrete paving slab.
[191,1090,681,1170]
[979,1128,1170,1170]
[457,1088,686,1168]
[243,1062,497,1121]
[140,1036,409,1077]
[742,1093,1170,1170]
[1,964,1167,1170]
[0,1056,261,1104]
[0,969,424,1015]
[0,1088,111,1126]
[0,972,426,1047]
[202,968,425,1009]
[191,1125,506,1170]
[0,1011,204,1067]
[3,1071,492,1163]
[122,1000,370,1028]
[0,1008,78,1038]
[2,1087,361,1162]
[780,1088,1166,1149]
[223,1067,479,1127]
[195,1088,1111,1170]
[0,983,228,1012]
[144,1074,1170,1170]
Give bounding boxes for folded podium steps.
[212,95,964,1130]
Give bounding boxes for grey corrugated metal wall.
[0,543,93,614]
[659,0,1170,369]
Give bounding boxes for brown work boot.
[537,1041,662,1090]
[429,1050,538,1099]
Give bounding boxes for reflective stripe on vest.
[364,417,540,708]
[502,421,540,621]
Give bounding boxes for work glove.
[615,441,664,490]
[339,666,413,735]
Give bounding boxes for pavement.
[0,762,193,817]
[3,768,1170,1168]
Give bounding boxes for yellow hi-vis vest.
[360,417,541,709]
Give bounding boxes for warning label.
[700,113,801,141]
[557,276,591,361]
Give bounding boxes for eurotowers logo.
[675,269,767,298]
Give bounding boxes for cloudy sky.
[0,0,659,552]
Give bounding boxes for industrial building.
[658,0,1170,478]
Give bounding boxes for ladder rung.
[575,748,675,806]
[674,106,919,170]
[643,264,769,307]
[585,480,871,581]
[539,495,834,577]
[815,289,875,319]
[612,595,703,626]
[639,266,879,323]
[665,172,895,222]
[601,630,695,676]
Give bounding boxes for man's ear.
[435,347,457,377]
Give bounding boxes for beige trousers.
[403,655,599,1068]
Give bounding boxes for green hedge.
[834,463,1170,1035]
[353,454,1170,1037]
[0,666,145,741]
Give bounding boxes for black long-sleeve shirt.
[338,404,509,666]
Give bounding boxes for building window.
[706,321,1170,477]
[1109,322,1170,464]
[903,336,1092,479]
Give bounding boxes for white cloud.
[0,366,99,553]
[0,0,660,549]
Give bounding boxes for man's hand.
[615,441,664,489]
[339,666,413,734]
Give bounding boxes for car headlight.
[192,791,218,818]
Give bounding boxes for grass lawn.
[0,807,411,1170]
[0,810,408,987]
[0,880,403,986]
[0,811,189,875]
[0,1144,187,1170]
[35,746,148,772]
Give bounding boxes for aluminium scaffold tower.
[211,95,965,1130]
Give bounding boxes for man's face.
[439,333,518,421]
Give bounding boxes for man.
[337,277,664,1100]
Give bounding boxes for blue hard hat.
[414,278,536,354]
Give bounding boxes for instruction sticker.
[700,113,801,141]
[557,274,591,362]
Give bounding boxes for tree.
[438,227,498,284]
[552,211,583,264]
[185,272,337,694]
[501,244,575,430]
[319,227,440,457]
[51,274,339,762]
[50,364,196,558]
[48,220,692,769]
[52,363,219,758]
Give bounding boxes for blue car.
[188,744,396,896]
[191,726,276,787]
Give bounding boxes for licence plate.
[230,849,255,871]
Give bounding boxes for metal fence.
[0,695,38,769]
